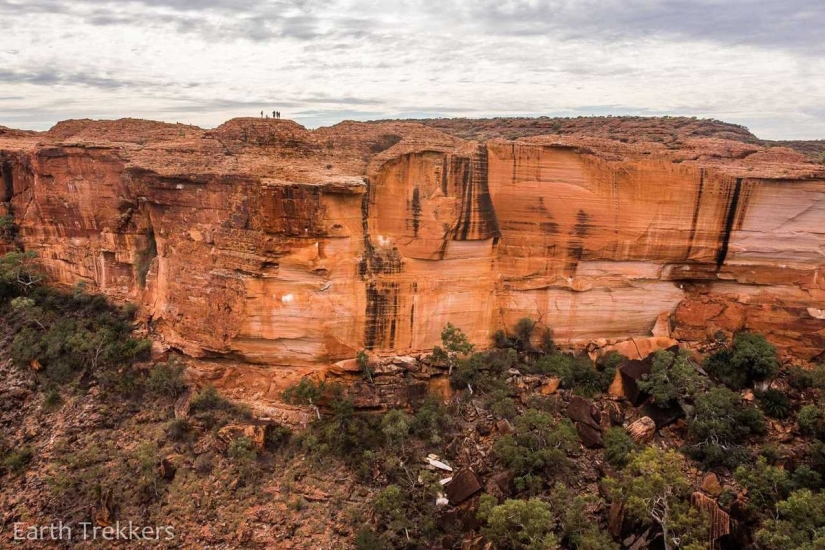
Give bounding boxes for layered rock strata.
[0,117,823,378]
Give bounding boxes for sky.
[1,0,823,140]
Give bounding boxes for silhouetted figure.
[273,110,276,119]
[276,111,281,119]
[261,110,264,118]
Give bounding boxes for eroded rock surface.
[1,116,823,390]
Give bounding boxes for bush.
[798,404,825,438]
[638,348,706,406]
[705,332,778,390]
[757,389,792,419]
[734,457,793,515]
[380,409,412,449]
[190,385,229,412]
[514,317,536,351]
[603,427,637,468]
[281,378,327,406]
[788,364,825,391]
[606,447,709,550]
[528,353,611,396]
[493,409,579,494]
[410,395,453,445]
[371,479,441,548]
[2,446,33,475]
[166,418,191,442]
[477,495,559,550]
[686,386,765,468]
[450,350,512,393]
[43,388,62,411]
[755,489,825,549]
[227,436,258,481]
[4,280,150,390]
[550,482,618,549]
[146,359,187,397]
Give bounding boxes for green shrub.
[493,409,579,494]
[146,359,187,397]
[43,388,62,411]
[603,427,637,468]
[371,479,441,548]
[410,395,453,445]
[735,457,793,515]
[190,385,229,412]
[514,317,536,351]
[227,436,259,483]
[2,446,33,475]
[281,378,327,406]
[477,495,559,550]
[755,489,825,549]
[356,349,373,382]
[528,353,611,396]
[791,465,823,491]
[638,348,706,406]
[5,281,150,390]
[705,332,778,390]
[788,364,825,390]
[166,418,191,442]
[380,409,412,449]
[606,447,709,550]
[550,482,618,549]
[758,389,792,419]
[686,386,765,468]
[798,404,825,438]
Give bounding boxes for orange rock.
[0,115,823,396]
[701,473,723,497]
[540,378,561,395]
[627,417,656,444]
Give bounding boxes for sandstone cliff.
[1,116,823,379]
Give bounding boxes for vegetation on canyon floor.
[2,250,825,548]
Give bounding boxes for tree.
[705,332,778,389]
[514,317,536,351]
[755,489,825,549]
[638,349,706,408]
[477,495,559,550]
[493,409,578,494]
[686,386,765,468]
[606,447,709,550]
[434,323,474,376]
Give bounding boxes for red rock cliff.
[1,117,823,368]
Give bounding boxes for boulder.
[216,423,267,451]
[639,400,684,429]
[627,416,656,444]
[445,469,482,505]
[610,358,653,405]
[540,377,561,395]
[691,491,731,545]
[567,396,601,429]
[576,422,604,448]
[496,419,514,435]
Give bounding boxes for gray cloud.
[457,0,825,55]
[0,68,147,89]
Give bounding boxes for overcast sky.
[1,0,823,139]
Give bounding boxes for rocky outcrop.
[1,116,823,391]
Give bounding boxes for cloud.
[457,0,825,56]
[0,68,148,89]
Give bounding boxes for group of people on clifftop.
[261,110,281,119]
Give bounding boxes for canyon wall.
[1,117,823,375]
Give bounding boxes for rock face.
[1,116,824,386]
